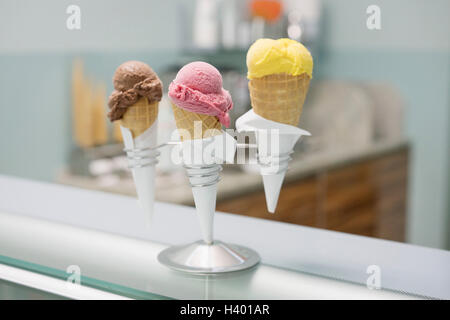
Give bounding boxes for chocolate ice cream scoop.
[108,61,162,121]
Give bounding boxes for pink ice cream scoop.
[168,61,233,127]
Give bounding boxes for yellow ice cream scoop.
[247,38,313,79]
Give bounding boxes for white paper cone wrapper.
[121,121,158,227]
[236,110,310,213]
[178,132,236,244]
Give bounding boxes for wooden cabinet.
[217,147,408,242]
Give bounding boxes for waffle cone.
[120,97,159,138]
[248,73,311,126]
[171,103,222,141]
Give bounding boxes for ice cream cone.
[168,62,234,245]
[119,98,159,228]
[244,39,313,213]
[171,103,222,141]
[120,97,159,138]
[107,60,163,227]
[248,73,310,126]
[120,97,159,227]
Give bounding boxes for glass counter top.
[0,238,416,300]
[0,175,448,299]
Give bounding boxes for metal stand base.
[157,240,260,274]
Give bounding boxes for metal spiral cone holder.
[157,141,260,274]
[123,146,160,168]
[123,145,160,228]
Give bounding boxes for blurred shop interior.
[0,0,449,250]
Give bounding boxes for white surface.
[0,175,448,299]
[0,211,414,300]
[0,263,130,300]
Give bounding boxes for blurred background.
[0,0,449,250]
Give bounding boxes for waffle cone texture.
[171,103,222,141]
[248,73,311,126]
[120,97,159,138]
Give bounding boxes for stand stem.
[184,164,222,245]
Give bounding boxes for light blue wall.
[0,54,72,181]
[0,0,185,181]
[315,49,450,249]
[319,0,449,51]
[0,51,180,181]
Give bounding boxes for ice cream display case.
[1,0,450,303]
